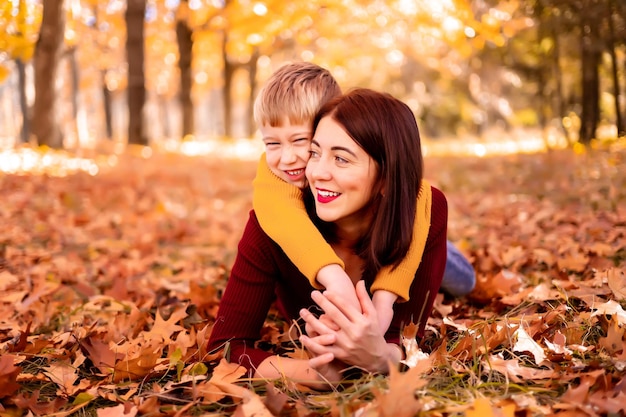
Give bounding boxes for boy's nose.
[280,146,297,164]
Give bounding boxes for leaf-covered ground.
[0,145,625,416]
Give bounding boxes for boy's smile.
[260,120,312,188]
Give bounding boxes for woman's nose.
[308,158,332,181]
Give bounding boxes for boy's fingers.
[355,280,376,316]
[311,291,354,327]
[300,308,335,335]
[313,293,362,328]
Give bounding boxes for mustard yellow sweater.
[252,155,432,302]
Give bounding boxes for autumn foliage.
[0,146,625,416]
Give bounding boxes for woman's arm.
[208,212,280,372]
[208,211,348,388]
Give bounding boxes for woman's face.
[306,116,378,228]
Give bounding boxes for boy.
[251,62,432,333]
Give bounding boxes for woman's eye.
[335,156,348,164]
[309,150,320,158]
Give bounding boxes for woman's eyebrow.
[310,140,358,157]
[331,146,358,157]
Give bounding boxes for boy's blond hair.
[253,62,341,127]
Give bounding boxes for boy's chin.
[285,178,307,189]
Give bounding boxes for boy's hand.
[371,290,397,334]
[316,264,361,315]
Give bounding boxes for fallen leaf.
[0,354,21,398]
[372,361,430,417]
[607,268,626,300]
[96,403,138,417]
[591,300,626,325]
[512,326,546,365]
[598,316,625,355]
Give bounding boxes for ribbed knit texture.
[252,155,432,301]
[370,180,431,302]
[252,155,343,288]
[209,187,447,374]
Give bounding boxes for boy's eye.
[264,142,280,147]
[293,137,310,143]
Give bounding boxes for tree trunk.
[125,0,147,146]
[246,47,259,138]
[16,59,29,143]
[549,12,572,144]
[222,31,235,138]
[32,0,65,148]
[608,0,624,136]
[579,1,601,145]
[67,46,80,146]
[176,0,194,139]
[102,70,113,140]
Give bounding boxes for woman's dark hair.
[306,88,424,279]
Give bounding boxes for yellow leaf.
[0,64,10,84]
[466,398,494,417]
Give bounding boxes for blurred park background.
[0,0,625,166]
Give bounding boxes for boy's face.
[260,120,312,188]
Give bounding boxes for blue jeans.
[441,240,475,297]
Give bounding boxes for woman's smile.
[316,188,341,203]
[306,116,378,225]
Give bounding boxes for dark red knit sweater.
[208,186,448,373]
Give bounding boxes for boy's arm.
[252,154,345,288]
[370,180,433,303]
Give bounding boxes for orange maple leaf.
[112,342,163,383]
[147,305,189,342]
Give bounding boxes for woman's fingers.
[308,352,334,369]
[355,280,377,317]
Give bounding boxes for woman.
[208,88,447,388]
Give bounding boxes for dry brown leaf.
[96,403,138,417]
[0,354,21,398]
[598,316,625,355]
[607,268,626,300]
[195,359,247,403]
[485,354,555,383]
[372,362,430,417]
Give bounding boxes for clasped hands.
[298,280,392,384]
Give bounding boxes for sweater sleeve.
[208,212,279,374]
[252,154,344,287]
[370,180,432,302]
[385,186,447,342]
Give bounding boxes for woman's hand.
[300,280,400,373]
